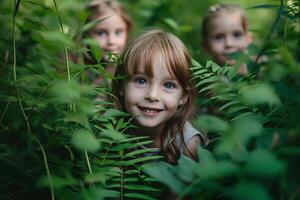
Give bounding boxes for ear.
[179,94,189,105]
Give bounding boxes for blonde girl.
[86,0,133,84]
[112,29,207,164]
[201,4,252,74]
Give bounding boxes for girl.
[112,29,207,164]
[201,4,252,74]
[86,0,133,84]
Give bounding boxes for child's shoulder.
[182,121,208,147]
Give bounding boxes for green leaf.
[196,147,238,179]
[143,162,184,193]
[164,18,179,31]
[108,140,154,151]
[123,148,160,158]
[240,83,281,106]
[38,30,75,49]
[231,181,272,200]
[232,116,263,144]
[194,115,229,133]
[101,128,126,142]
[84,38,102,63]
[48,80,80,103]
[172,155,197,182]
[80,17,107,34]
[197,146,216,163]
[245,149,285,177]
[85,171,109,185]
[124,169,140,175]
[38,175,77,189]
[194,159,238,179]
[64,112,89,127]
[71,129,100,152]
[206,60,221,73]
[80,187,120,200]
[125,184,160,192]
[103,108,129,118]
[123,155,163,166]
[124,192,156,200]
[195,76,218,89]
[219,101,242,111]
[191,59,204,69]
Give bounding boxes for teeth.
[144,109,159,113]
[140,107,161,113]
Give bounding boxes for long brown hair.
[112,29,196,164]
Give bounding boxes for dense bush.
[0,0,299,199]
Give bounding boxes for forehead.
[208,11,244,32]
[133,53,175,79]
[94,11,127,29]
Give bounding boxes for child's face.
[123,55,185,132]
[90,11,128,55]
[204,12,251,65]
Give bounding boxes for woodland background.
[0,0,299,199]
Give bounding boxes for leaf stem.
[53,0,71,84]
[12,1,55,199]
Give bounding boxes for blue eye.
[135,77,147,85]
[164,82,176,89]
[96,30,106,36]
[214,33,224,40]
[233,31,243,38]
[115,29,124,36]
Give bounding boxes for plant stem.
[254,0,284,67]
[0,101,11,123]
[53,0,71,84]
[84,150,95,188]
[12,1,55,199]
[84,150,93,175]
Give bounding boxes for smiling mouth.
[138,106,163,114]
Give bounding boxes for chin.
[134,119,163,129]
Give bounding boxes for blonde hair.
[112,29,196,164]
[87,0,133,32]
[202,4,248,39]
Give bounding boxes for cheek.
[238,38,249,49]
[91,35,107,47]
[118,34,128,46]
[210,41,224,53]
[164,93,182,110]
[123,84,141,106]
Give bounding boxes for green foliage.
[0,0,161,199]
[144,0,300,199]
[1,0,299,199]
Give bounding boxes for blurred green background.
[121,0,278,64]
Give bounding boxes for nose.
[107,33,115,45]
[225,36,234,48]
[145,85,160,102]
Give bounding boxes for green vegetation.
[1,0,299,199]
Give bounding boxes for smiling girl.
[86,0,133,85]
[112,29,207,164]
[201,4,252,74]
